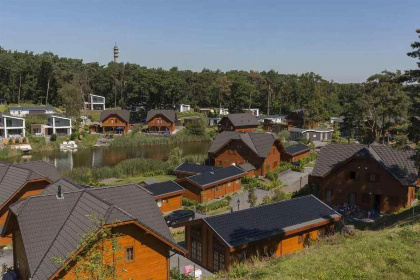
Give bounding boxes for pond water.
[4,141,212,171]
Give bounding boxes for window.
[229,149,236,155]
[349,171,357,180]
[298,235,303,244]
[369,173,376,182]
[216,186,219,192]
[125,247,134,262]
[349,192,356,206]
[165,199,169,204]
[191,240,202,263]
[213,249,225,271]
[6,119,12,127]
[325,189,332,204]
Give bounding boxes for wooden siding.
[147,115,176,134]
[281,150,311,163]
[178,178,241,204]
[310,157,413,213]
[102,114,129,134]
[157,193,183,213]
[185,220,335,273]
[209,140,282,176]
[54,224,171,280]
[0,180,50,245]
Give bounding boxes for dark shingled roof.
[0,161,61,207]
[146,109,176,123]
[208,131,279,158]
[284,143,311,156]
[238,163,256,172]
[100,109,130,123]
[174,163,220,175]
[203,195,340,248]
[41,178,87,195]
[5,183,182,280]
[221,113,259,127]
[143,181,184,197]
[187,165,245,187]
[311,143,418,186]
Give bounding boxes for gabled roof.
[221,113,259,127]
[284,143,311,156]
[9,106,54,111]
[5,183,183,280]
[100,110,130,123]
[311,143,418,186]
[143,181,184,197]
[186,165,245,187]
[140,178,158,185]
[208,131,279,158]
[146,109,176,123]
[174,163,220,175]
[41,178,87,195]
[0,161,61,207]
[203,195,340,248]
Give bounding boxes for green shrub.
[265,170,277,181]
[50,134,57,142]
[182,198,199,207]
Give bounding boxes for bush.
[50,134,57,142]
[266,170,277,181]
[197,198,230,213]
[70,132,78,140]
[182,198,199,207]
[185,116,207,136]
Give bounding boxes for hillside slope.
[217,206,420,280]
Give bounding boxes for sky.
[0,0,419,82]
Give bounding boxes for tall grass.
[62,158,170,184]
[109,130,211,148]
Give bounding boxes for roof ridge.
[31,191,85,277]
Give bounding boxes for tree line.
[0,30,419,140]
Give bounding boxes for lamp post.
[237,198,240,211]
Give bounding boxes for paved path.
[0,248,13,267]
[170,249,214,277]
[229,189,270,211]
[280,167,313,194]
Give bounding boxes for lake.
[4,141,212,171]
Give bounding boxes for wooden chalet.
[143,181,185,213]
[2,179,186,280]
[173,163,220,179]
[100,109,130,134]
[208,131,284,176]
[218,113,259,132]
[146,109,177,134]
[177,166,246,203]
[238,162,256,178]
[285,109,319,129]
[175,195,340,273]
[280,143,311,163]
[0,161,61,245]
[309,143,419,213]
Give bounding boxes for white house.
[242,108,259,116]
[258,114,287,124]
[84,94,105,110]
[31,115,72,136]
[330,116,344,125]
[9,106,55,117]
[180,104,191,112]
[0,114,25,139]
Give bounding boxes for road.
[279,167,313,194]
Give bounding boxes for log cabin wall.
[312,157,413,213]
[178,178,241,203]
[55,223,171,280]
[157,193,183,213]
[102,114,129,134]
[147,115,176,133]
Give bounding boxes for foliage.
[217,214,420,280]
[261,189,291,205]
[196,198,231,213]
[182,198,199,207]
[277,130,290,142]
[50,133,57,141]
[332,123,341,142]
[54,218,125,280]
[168,147,183,166]
[170,267,194,280]
[63,158,170,184]
[247,187,257,207]
[265,170,277,181]
[185,116,207,136]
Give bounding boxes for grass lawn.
[82,110,102,122]
[101,174,176,186]
[207,206,231,216]
[171,229,185,243]
[217,206,420,280]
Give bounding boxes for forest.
[0,30,419,142]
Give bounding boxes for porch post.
[4,117,7,139]
[52,117,56,134]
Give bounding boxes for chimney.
[56,185,64,200]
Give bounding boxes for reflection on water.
[4,141,212,171]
